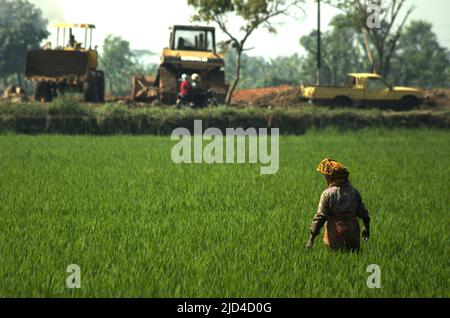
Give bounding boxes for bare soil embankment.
[232,86,450,109]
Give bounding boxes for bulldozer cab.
[170,25,216,53]
[53,23,96,51]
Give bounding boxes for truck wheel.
[333,97,353,107]
[399,96,419,110]
[34,82,44,102]
[84,71,104,103]
[56,81,67,97]
[97,71,105,103]
[205,69,226,104]
[159,66,177,105]
[84,74,95,102]
[160,92,177,105]
[35,81,53,102]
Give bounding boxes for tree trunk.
[109,79,114,96]
[383,41,398,79]
[225,48,243,106]
[16,72,22,87]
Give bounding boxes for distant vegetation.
[0,0,449,97]
[99,35,157,96]
[225,17,450,89]
[0,0,48,90]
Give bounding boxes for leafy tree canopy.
[0,0,48,85]
[188,0,304,104]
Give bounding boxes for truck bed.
[301,85,362,101]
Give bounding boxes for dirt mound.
[233,85,305,107]
[234,86,450,109]
[252,86,306,107]
[232,85,291,104]
[423,89,450,108]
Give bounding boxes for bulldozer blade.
[131,75,158,101]
[25,50,89,81]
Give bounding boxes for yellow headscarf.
[317,158,349,179]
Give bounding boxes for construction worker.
[306,159,371,252]
[2,86,28,102]
[191,73,201,103]
[12,87,28,102]
[177,74,192,107]
[67,34,81,49]
[180,74,191,98]
[67,34,75,48]
[2,85,16,98]
[191,73,210,107]
[191,73,201,90]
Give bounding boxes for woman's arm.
[356,191,371,241]
[306,190,330,250]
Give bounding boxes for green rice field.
[0,129,448,297]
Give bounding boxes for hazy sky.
[29,0,450,59]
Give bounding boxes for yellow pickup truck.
[300,73,424,109]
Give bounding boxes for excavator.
[132,25,227,105]
[25,23,104,103]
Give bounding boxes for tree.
[188,0,304,105]
[131,49,158,77]
[224,51,305,89]
[224,50,269,88]
[100,37,158,96]
[100,35,136,96]
[390,20,450,88]
[0,0,48,87]
[299,14,369,85]
[264,54,304,86]
[326,0,414,78]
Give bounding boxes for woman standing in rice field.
[306,159,371,252]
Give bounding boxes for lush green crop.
[0,129,448,297]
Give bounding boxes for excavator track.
[159,66,178,105]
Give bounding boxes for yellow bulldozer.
[132,25,227,104]
[25,23,104,103]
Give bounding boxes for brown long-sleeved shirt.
[310,182,370,236]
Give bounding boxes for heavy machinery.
[132,25,227,104]
[25,23,104,103]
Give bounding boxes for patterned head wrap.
[317,158,349,179]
